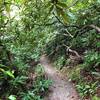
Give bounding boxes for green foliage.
[19,71,52,100]
[0,0,100,99]
[83,50,100,70]
[0,64,14,79]
[92,96,100,100]
[8,95,17,100]
[76,82,98,98]
[34,78,52,93]
[20,91,42,100]
[69,67,82,81]
[35,64,45,75]
[44,1,100,99]
[54,56,66,69]
[10,76,28,86]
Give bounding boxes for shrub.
[76,82,98,98]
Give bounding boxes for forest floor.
[40,55,80,100]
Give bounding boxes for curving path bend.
[40,55,80,100]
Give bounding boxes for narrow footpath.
[40,55,80,100]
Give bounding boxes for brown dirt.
[40,55,80,100]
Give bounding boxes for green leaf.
[60,10,69,24]
[0,64,7,68]
[8,95,16,100]
[5,71,15,78]
[0,68,5,72]
[92,72,100,77]
[96,42,100,47]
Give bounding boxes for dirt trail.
[40,55,80,100]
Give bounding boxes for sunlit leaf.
[8,95,16,100]
[0,68,5,72]
[5,70,15,78]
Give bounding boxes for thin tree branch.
[53,12,79,28]
[33,21,57,27]
[89,25,100,33]
[63,44,81,58]
[74,24,100,38]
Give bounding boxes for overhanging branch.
[74,24,100,38]
[63,44,81,57]
[53,12,79,28]
[89,25,100,33]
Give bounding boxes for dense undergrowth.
[0,0,100,100]
[0,0,52,99]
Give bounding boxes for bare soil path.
[40,55,80,100]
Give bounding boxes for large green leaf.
[8,95,17,100]
[5,70,15,78]
[60,10,69,24]
[0,68,5,72]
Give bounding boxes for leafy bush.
[69,67,82,82]
[76,82,98,98]
[35,64,45,75]
[34,78,52,94]
[83,50,100,71]
[5,64,52,99]
[20,91,42,100]
[54,56,66,70]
